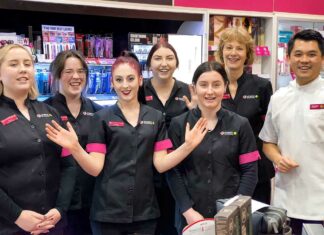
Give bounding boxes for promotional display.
[41,25,76,61]
[128,32,167,78]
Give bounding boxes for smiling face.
[222,40,247,72]
[194,70,226,111]
[59,57,87,98]
[149,47,177,81]
[288,39,324,85]
[0,47,35,99]
[111,63,143,103]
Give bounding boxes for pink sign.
[174,0,273,12]
[274,0,324,15]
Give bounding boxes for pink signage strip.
[174,0,324,15]
[174,0,273,12]
[274,0,324,15]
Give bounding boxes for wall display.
[276,20,324,88]
[208,15,270,77]
[41,25,76,61]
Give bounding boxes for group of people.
[0,27,323,235]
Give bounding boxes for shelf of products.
[207,10,274,86]
[275,16,324,88]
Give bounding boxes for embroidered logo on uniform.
[310,104,324,110]
[140,120,155,125]
[1,114,18,125]
[243,95,259,99]
[145,96,153,101]
[61,116,68,121]
[37,114,53,118]
[108,121,124,127]
[175,97,185,102]
[82,111,94,116]
[220,131,238,136]
[223,93,231,99]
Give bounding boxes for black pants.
[154,186,178,235]
[91,219,157,235]
[290,218,323,235]
[63,209,92,235]
[252,180,271,204]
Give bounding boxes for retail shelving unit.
[273,12,324,89]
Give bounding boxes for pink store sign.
[174,0,273,12]
[274,0,324,15]
[175,0,324,15]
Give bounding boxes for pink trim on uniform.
[154,139,173,152]
[61,148,71,157]
[86,143,107,154]
[239,150,260,164]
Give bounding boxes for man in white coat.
[259,29,324,235]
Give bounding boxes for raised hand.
[184,117,208,149]
[183,84,198,110]
[45,120,78,150]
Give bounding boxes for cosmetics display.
[277,20,324,88]
[41,25,76,61]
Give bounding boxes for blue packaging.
[42,69,49,94]
[101,67,111,94]
[94,69,102,94]
[36,69,44,94]
[88,68,96,94]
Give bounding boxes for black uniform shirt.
[222,72,274,181]
[86,104,172,223]
[167,108,258,218]
[0,95,75,235]
[139,78,191,128]
[44,93,102,210]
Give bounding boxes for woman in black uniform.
[167,61,259,234]
[139,41,196,235]
[45,53,207,235]
[0,44,75,235]
[217,27,274,204]
[44,50,102,235]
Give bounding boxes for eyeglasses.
[62,69,87,76]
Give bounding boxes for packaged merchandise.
[230,196,253,235]
[215,205,240,235]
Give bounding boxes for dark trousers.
[252,180,271,204]
[290,218,323,235]
[91,219,157,235]
[154,186,178,235]
[63,209,92,235]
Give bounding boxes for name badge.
[223,94,231,100]
[109,121,125,127]
[61,116,68,121]
[145,96,153,101]
[310,104,324,110]
[1,114,18,126]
